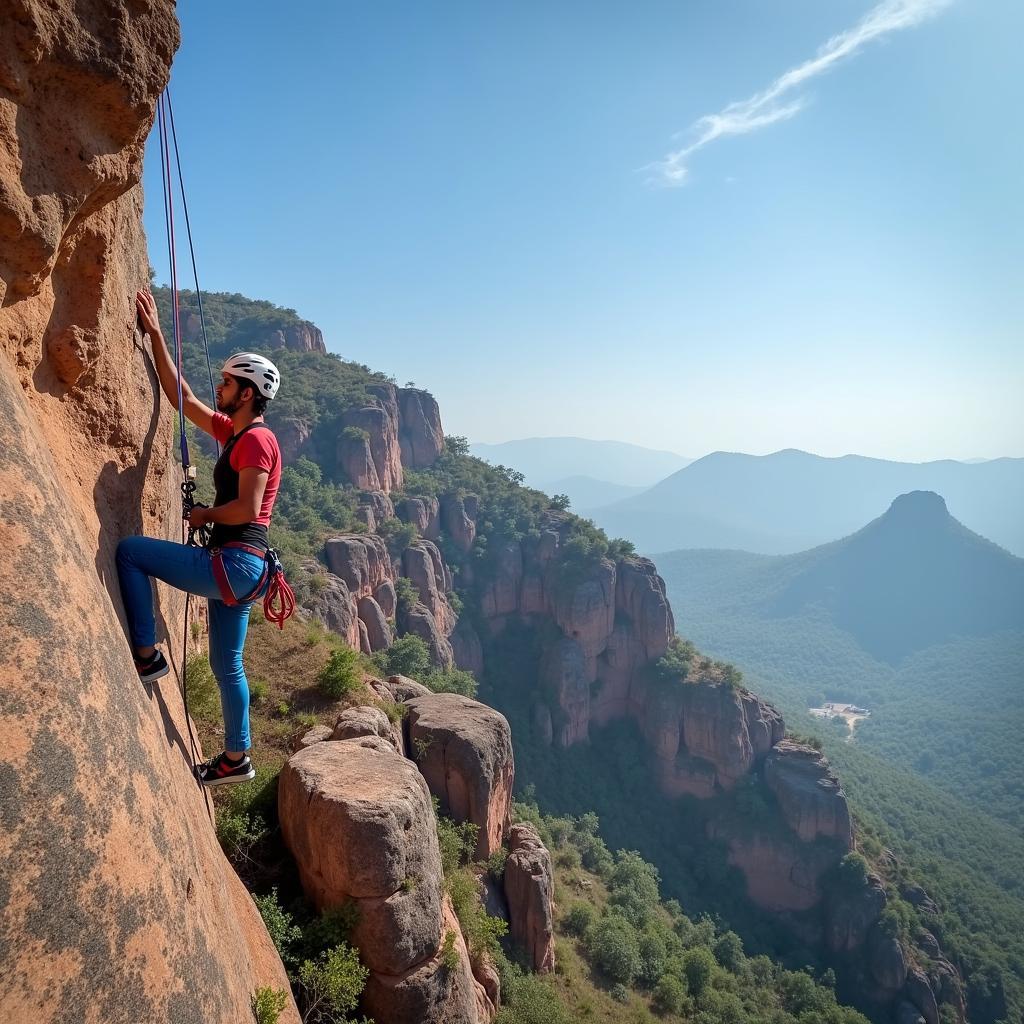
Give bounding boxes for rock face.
[406,693,515,859]
[398,388,445,468]
[268,321,326,353]
[279,738,492,1023]
[0,3,297,1021]
[764,741,854,849]
[504,824,556,973]
[397,495,441,540]
[325,534,394,597]
[300,560,361,648]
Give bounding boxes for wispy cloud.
[648,0,952,186]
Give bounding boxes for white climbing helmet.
[221,352,281,400]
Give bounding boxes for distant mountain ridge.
[592,448,1024,556]
[470,436,691,489]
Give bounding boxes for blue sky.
[144,1,1023,462]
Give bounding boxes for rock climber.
[117,288,283,787]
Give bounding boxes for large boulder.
[299,561,360,648]
[0,3,297,1020]
[406,693,514,859]
[358,595,393,651]
[397,388,445,469]
[331,705,403,755]
[396,495,441,540]
[441,493,477,552]
[402,540,457,635]
[279,739,444,976]
[764,741,854,848]
[324,534,393,598]
[504,824,556,973]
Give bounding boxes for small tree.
[382,634,431,679]
[587,914,641,986]
[681,946,716,996]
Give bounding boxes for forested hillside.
[158,288,1010,1023]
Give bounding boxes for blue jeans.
[116,537,266,752]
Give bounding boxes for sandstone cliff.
[0,4,296,1021]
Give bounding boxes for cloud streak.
[649,0,952,186]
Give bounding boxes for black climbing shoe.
[195,751,256,788]
[135,649,169,684]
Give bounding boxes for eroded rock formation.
[279,735,494,1022]
[0,3,297,1020]
[504,824,556,974]
[406,693,514,860]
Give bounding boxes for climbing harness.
[154,88,296,794]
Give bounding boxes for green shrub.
[378,633,431,679]
[297,943,368,1021]
[435,801,479,876]
[486,847,509,878]
[316,645,362,699]
[563,901,597,937]
[423,667,478,697]
[610,982,631,1004]
[587,914,641,985]
[378,517,418,556]
[440,929,460,969]
[215,810,266,862]
[447,867,507,958]
[682,946,716,996]
[652,974,687,1015]
[250,986,288,1024]
[607,850,662,928]
[494,951,571,1024]
[712,930,745,972]
[249,679,268,705]
[253,888,302,963]
[183,653,219,720]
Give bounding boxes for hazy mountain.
[656,491,1024,828]
[541,475,647,511]
[470,437,690,489]
[592,448,1024,556]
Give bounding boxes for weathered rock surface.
[0,3,297,1020]
[332,705,403,755]
[396,495,441,540]
[292,724,334,751]
[504,824,556,973]
[268,321,326,353]
[299,561,361,649]
[279,740,444,976]
[451,619,485,677]
[397,388,445,469]
[406,693,514,859]
[764,741,854,848]
[539,637,590,746]
[387,674,433,702]
[825,872,886,953]
[280,738,491,1022]
[441,493,478,552]
[324,534,394,598]
[869,927,907,992]
[904,969,940,1024]
[399,601,455,669]
[404,540,457,635]
[358,595,393,651]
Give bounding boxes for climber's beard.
[216,392,241,415]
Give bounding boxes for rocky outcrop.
[268,321,326,353]
[869,927,907,992]
[504,824,556,973]
[539,637,591,747]
[277,416,314,462]
[398,388,445,468]
[325,535,394,598]
[279,737,492,1023]
[764,741,854,849]
[399,600,455,669]
[332,705,403,755]
[824,872,886,953]
[299,560,361,649]
[712,829,838,913]
[642,683,784,797]
[451,620,484,676]
[358,596,393,651]
[406,694,514,859]
[0,3,297,1021]
[403,541,457,636]
[441,493,478,552]
[397,495,441,540]
[356,490,396,534]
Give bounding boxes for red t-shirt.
[211,414,281,526]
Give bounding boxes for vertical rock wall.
[0,3,297,1021]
